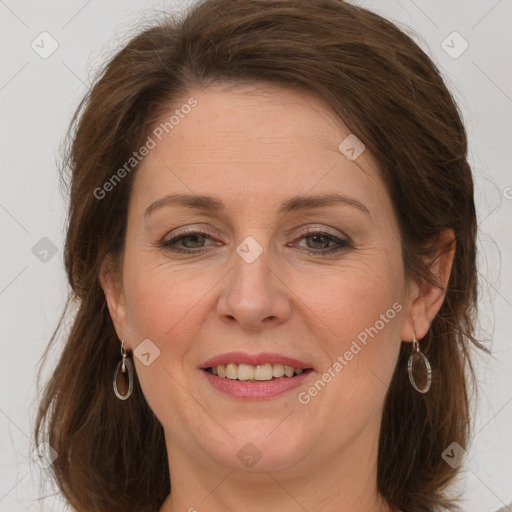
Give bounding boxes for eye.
[291,230,352,256]
[158,227,352,256]
[159,229,218,254]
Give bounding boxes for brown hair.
[33,0,489,510]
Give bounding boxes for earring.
[113,339,134,400]
[407,332,432,393]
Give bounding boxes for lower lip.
[201,369,314,399]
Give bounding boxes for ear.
[401,229,456,341]
[98,253,131,348]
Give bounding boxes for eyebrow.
[143,192,370,218]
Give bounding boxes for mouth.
[203,363,312,381]
[200,351,314,377]
[199,352,315,399]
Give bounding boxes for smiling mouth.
[204,363,312,382]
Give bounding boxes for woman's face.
[103,83,419,483]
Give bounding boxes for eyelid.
[163,225,220,241]
[292,224,350,241]
[164,223,348,243]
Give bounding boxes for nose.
[216,245,292,331]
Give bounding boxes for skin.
[100,82,455,512]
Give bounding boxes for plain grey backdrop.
[1,0,511,510]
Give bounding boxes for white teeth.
[272,364,285,378]
[284,365,294,377]
[237,363,254,381]
[254,363,273,380]
[225,363,238,380]
[209,362,307,380]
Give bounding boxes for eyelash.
[159,228,351,256]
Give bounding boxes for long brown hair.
[33,0,488,510]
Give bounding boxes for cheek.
[124,267,208,348]
[294,257,405,344]
[120,245,240,375]
[122,241,406,348]
[292,256,405,417]
[304,277,403,392]
[120,259,213,414]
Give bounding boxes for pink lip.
[201,368,314,399]
[200,352,313,370]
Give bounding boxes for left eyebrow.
[143,192,370,218]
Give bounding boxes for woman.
[33,0,492,510]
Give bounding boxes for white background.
[0,0,511,511]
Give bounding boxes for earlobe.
[401,229,456,341]
[98,254,129,343]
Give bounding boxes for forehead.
[154,83,353,158]
[130,83,384,217]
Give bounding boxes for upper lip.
[200,352,313,370]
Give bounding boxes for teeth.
[237,363,255,381]
[254,363,273,380]
[209,363,306,380]
[284,365,294,377]
[226,363,237,380]
[272,364,285,378]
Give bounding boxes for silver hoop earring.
[407,332,432,394]
[113,339,134,400]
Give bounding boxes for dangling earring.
[113,339,134,400]
[407,331,432,393]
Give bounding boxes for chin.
[197,420,316,472]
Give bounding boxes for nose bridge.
[233,239,272,296]
[217,235,291,328]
